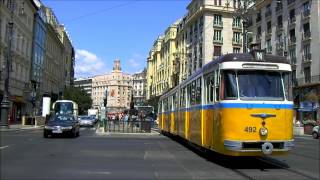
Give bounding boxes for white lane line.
[0,145,9,150]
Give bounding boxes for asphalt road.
[0,127,319,180]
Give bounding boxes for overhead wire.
[64,0,141,22]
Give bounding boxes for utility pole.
[0,5,14,128]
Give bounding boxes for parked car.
[44,114,80,138]
[78,115,95,127]
[312,125,319,139]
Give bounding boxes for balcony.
[276,25,283,33]
[213,37,223,44]
[232,38,242,46]
[288,37,296,46]
[213,21,223,28]
[276,5,283,14]
[302,31,311,42]
[302,53,312,63]
[276,42,284,51]
[295,75,320,87]
[287,0,295,8]
[266,28,272,37]
[256,34,261,42]
[265,9,272,19]
[256,16,261,23]
[232,24,242,31]
[288,17,296,28]
[290,57,297,65]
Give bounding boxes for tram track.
[256,157,318,180]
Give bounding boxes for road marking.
[87,171,110,175]
[0,145,9,150]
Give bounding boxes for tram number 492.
[244,126,256,133]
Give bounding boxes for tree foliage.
[63,86,92,115]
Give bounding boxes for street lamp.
[0,19,13,129]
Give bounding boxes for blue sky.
[42,0,190,78]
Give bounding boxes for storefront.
[298,101,319,134]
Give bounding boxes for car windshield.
[238,71,284,101]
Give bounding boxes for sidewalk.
[0,124,43,132]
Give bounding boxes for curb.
[0,126,43,132]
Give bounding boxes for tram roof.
[203,53,288,72]
[160,52,289,100]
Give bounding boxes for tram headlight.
[260,127,268,136]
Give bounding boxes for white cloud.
[75,49,109,78]
[126,53,146,72]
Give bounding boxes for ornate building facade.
[0,0,38,121]
[92,59,132,112]
[146,0,243,108]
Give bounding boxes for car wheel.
[312,132,319,139]
[43,132,49,138]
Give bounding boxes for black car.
[43,114,80,138]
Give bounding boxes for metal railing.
[104,119,153,133]
[294,75,320,87]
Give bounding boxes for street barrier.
[105,119,152,133]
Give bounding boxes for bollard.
[103,118,106,132]
[22,116,26,125]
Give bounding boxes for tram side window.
[283,73,293,101]
[158,102,162,113]
[221,71,237,100]
[173,93,179,110]
[180,87,186,108]
[168,96,173,111]
[191,80,196,105]
[187,84,191,107]
[196,77,202,104]
[163,99,168,112]
[205,73,215,104]
[215,70,220,101]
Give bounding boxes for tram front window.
[238,71,284,101]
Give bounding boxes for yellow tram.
[158,51,294,156]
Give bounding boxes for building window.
[214,46,221,56]
[232,16,241,28]
[266,39,272,53]
[233,48,240,53]
[289,9,295,23]
[213,14,222,26]
[267,21,271,34]
[277,15,283,27]
[233,32,241,43]
[302,1,310,15]
[256,11,261,22]
[214,0,221,6]
[304,67,311,83]
[289,48,296,64]
[213,30,222,41]
[257,26,261,38]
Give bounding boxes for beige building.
[92,59,132,112]
[247,0,320,117]
[146,0,243,106]
[132,68,147,106]
[0,0,38,120]
[42,7,74,101]
[55,25,74,88]
[43,7,65,101]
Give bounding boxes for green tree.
[63,87,92,115]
